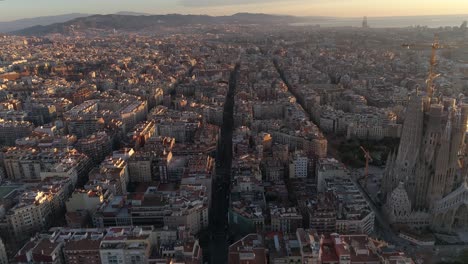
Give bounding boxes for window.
[130,255,142,264]
[107,255,118,264]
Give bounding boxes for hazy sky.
[0,0,467,21]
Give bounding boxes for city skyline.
[1,0,468,263]
[1,0,468,22]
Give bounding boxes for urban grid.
[0,8,466,264]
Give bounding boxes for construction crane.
[402,34,444,98]
[360,146,372,188]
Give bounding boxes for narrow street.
[209,62,240,264]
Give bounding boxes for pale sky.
[0,0,467,21]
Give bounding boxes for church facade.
[383,95,468,234]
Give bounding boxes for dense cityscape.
[0,10,467,264]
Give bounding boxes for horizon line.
[1,11,468,23]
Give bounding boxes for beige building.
[87,156,129,196]
[100,226,155,264]
[66,188,106,213]
[296,228,321,264]
[75,132,112,165]
[5,178,73,240]
[270,206,302,234]
[3,147,90,183]
[128,151,153,182]
[0,119,34,146]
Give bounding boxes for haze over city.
[1,0,468,21]
[0,1,468,264]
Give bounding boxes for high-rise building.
[362,16,369,28]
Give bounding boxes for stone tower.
[383,95,468,232]
[383,95,425,200]
[385,182,412,223]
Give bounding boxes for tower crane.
[402,34,444,98]
[360,146,372,189]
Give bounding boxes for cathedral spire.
[444,109,453,140]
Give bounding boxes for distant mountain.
[115,11,152,16]
[228,12,300,23]
[0,13,90,33]
[12,13,309,36]
[4,12,467,35]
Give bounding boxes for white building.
[289,151,308,179]
[100,226,155,264]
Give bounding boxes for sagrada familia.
[383,94,468,234]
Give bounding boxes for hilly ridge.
[12,13,311,36]
[0,13,90,33]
